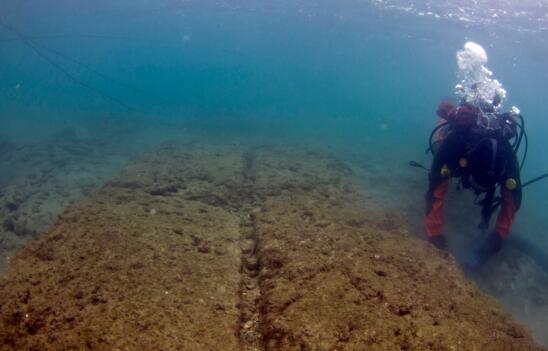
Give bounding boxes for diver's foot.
[428,235,447,251]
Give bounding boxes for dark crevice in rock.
[237,151,265,351]
[238,211,264,351]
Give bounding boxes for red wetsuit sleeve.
[495,187,517,240]
[425,179,449,237]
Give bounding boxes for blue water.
[1,0,548,344]
[4,1,546,221]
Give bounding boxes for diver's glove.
[461,230,504,269]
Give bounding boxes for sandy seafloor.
[1,123,548,350]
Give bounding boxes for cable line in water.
[0,19,135,112]
[0,34,178,46]
[35,43,174,106]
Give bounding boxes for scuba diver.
[425,99,523,268]
[417,42,548,269]
[422,42,529,268]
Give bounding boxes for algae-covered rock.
[0,143,543,351]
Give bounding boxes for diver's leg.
[425,151,450,249]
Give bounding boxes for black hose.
[409,161,429,171]
[514,114,525,153]
[522,172,548,188]
[514,114,528,171]
[520,128,528,171]
[512,121,522,151]
[427,121,450,155]
[488,171,548,214]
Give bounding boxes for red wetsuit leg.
[425,179,449,238]
[495,187,517,240]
